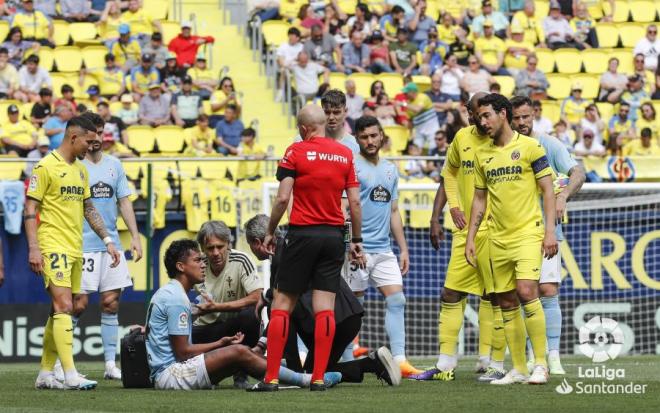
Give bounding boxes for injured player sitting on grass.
[145,239,342,390]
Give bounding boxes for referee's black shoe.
[373,346,402,386]
[246,381,278,392]
[310,381,327,391]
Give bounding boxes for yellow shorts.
[42,252,83,294]
[444,230,494,296]
[489,237,543,293]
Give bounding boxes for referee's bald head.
[297,104,326,139]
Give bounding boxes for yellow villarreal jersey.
[27,152,91,256]
[475,36,505,67]
[92,68,124,96]
[474,133,552,241]
[209,180,237,227]
[189,68,215,91]
[13,11,50,39]
[441,126,490,233]
[181,179,210,231]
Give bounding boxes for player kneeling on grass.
[146,239,342,390]
[245,214,401,386]
[341,115,422,378]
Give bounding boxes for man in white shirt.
[542,1,583,50]
[532,101,553,136]
[276,27,303,102]
[344,79,364,131]
[633,24,660,72]
[290,51,329,102]
[574,129,606,157]
[17,55,52,103]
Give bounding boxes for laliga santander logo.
[578,316,625,363]
[555,378,574,395]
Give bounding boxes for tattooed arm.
[465,188,487,268]
[84,198,121,267]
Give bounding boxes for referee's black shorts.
[275,225,345,295]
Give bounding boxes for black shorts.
[275,225,345,295]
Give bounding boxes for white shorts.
[80,251,132,294]
[540,248,562,284]
[154,354,212,390]
[413,119,440,151]
[341,252,402,292]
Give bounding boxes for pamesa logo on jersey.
[555,316,647,396]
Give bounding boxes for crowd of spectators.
[255,0,660,183]
[0,0,268,174]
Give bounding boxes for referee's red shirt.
[277,136,359,227]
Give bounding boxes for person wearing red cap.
[168,21,215,68]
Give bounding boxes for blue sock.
[101,313,119,363]
[342,295,365,362]
[278,366,308,386]
[541,295,562,352]
[385,292,406,358]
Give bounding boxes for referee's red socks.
[312,310,336,383]
[265,309,290,384]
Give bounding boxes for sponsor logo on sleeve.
[178,312,189,329]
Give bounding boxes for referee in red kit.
[249,104,365,392]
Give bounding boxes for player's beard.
[89,142,102,154]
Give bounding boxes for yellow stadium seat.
[582,49,609,74]
[0,21,9,42]
[50,73,69,98]
[0,161,26,180]
[412,75,431,93]
[160,20,181,44]
[337,0,358,14]
[618,23,646,48]
[349,72,375,98]
[155,125,186,153]
[198,161,231,179]
[53,20,71,46]
[54,46,83,72]
[534,1,549,18]
[383,125,409,154]
[595,24,620,48]
[178,161,201,178]
[143,0,170,20]
[327,72,347,91]
[554,49,582,74]
[127,126,156,154]
[69,22,98,43]
[36,47,54,71]
[377,73,404,96]
[629,1,656,22]
[546,74,571,100]
[122,161,145,180]
[22,102,34,121]
[534,48,555,74]
[76,73,99,99]
[596,102,614,120]
[611,48,634,74]
[425,1,440,20]
[572,74,599,100]
[603,0,631,23]
[150,161,177,181]
[81,45,108,70]
[493,75,515,97]
[261,20,291,47]
[540,100,561,124]
[653,100,660,117]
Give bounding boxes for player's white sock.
[393,355,406,363]
[105,361,116,371]
[490,360,504,371]
[64,369,79,384]
[37,370,55,381]
[435,353,456,371]
[548,349,559,359]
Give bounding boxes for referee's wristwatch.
[351,237,363,243]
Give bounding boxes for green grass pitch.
[1,356,658,413]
